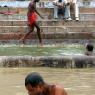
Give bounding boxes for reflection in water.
[0,68,95,95]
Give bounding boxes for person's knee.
[37,27,40,31]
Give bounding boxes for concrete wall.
[0,56,95,68]
[0,7,95,20]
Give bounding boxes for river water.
[0,45,86,56]
[0,67,95,95]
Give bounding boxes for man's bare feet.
[20,44,25,47]
[37,42,43,47]
[19,38,25,44]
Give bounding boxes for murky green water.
[0,68,95,95]
[0,45,87,56]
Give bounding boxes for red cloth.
[28,12,37,25]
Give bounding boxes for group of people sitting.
[53,0,79,21]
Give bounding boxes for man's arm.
[35,9,43,18]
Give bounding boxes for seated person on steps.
[53,0,66,19]
[53,0,79,21]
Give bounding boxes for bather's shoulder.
[54,84,68,95]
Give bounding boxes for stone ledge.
[0,20,95,26]
[0,39,94,45]
[0,32,94,40]
[0,55,95,68]
[0,6,95,21]
[0,26,95,33]
[1,6,94,13]
[0,14,95,20]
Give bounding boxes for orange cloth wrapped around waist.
[28,12,37,25]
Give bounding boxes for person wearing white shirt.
[64,0,79,21]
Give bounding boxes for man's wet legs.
[35,23,42,45]
[19,25,34,44]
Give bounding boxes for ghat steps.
[0,20,95,41]
[0,2,95,67]
[0,7,95,43]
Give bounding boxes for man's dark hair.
[25,72,44,87]
[86,44,94,51]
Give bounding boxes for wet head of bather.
[25,72,68,95]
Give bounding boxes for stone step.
[79,7,95,14]
[0,55,95,68]
[0,32,94,40]
[0,26,95,33]
[0,7,95,20]
[1,7,95,14]
[0,20,95,26]
[37,7,95,20]
[41,26,95,33]
[0,13,95,20]
[0,39,95,45]
[0,38,95,45]
[39,20,95,26]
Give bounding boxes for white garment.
[64,0,76,4]
[64,0,79,20]
[53,0,58,18]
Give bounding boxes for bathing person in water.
[25,72,68,95]
[85,43,94,56]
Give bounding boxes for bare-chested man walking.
[20,0,43,45]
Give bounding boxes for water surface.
[0,44,86,56]
[0,67,95,95]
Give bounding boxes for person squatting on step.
[19,0,43,45]
[25,72,68,95]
